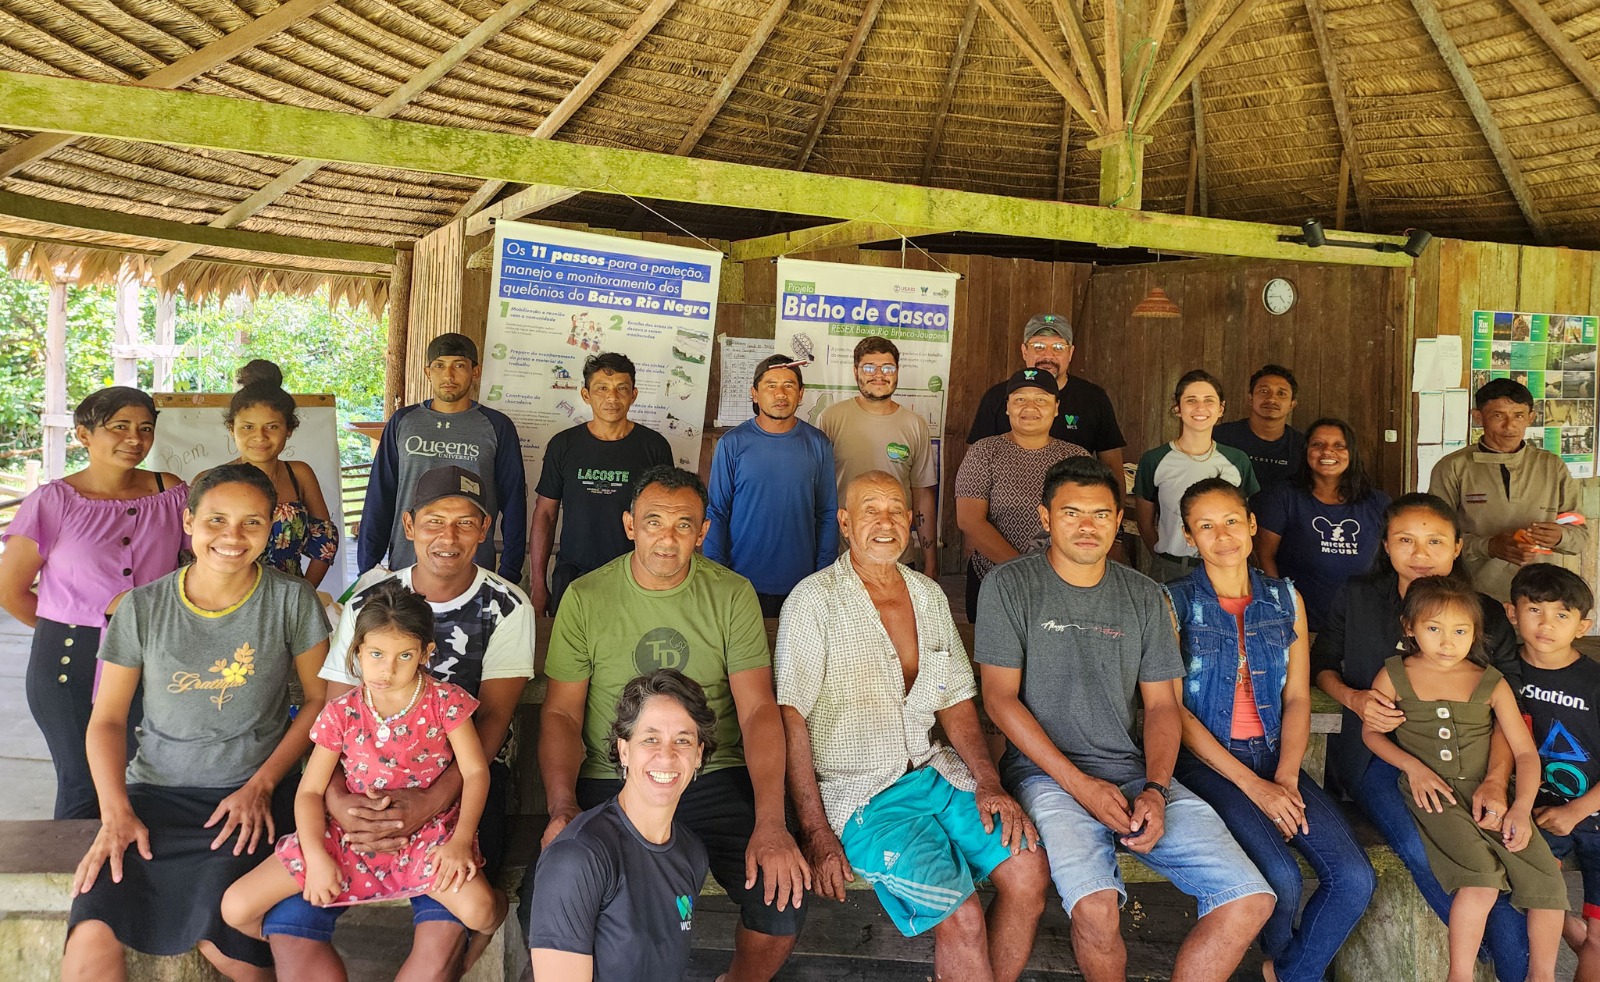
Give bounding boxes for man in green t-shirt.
[537,465,809,981]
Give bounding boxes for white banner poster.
[772,258,958,448]
[481,221,723,493]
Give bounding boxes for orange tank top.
[1219,594,1265,739]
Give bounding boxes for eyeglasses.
[858,364,898,376]
[1027,342,1070,354]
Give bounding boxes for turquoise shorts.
[838,766,1017,937]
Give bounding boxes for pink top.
[1219,595,1266,740]
[3,479,189,627]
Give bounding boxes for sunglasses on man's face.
[858,364,899,376]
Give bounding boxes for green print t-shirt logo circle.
[885,441,911,463]
[634,627,691,674]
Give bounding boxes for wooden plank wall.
[1076,260,1409,495]
[405,219,466,401]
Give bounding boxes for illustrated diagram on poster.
[1470,310,1599,478]
[480,221,722,490]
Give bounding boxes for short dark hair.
[1172,369,1225,405]
[74,386,156,431]
[1474,377,1534,409]
[605,669,719,777]
[346,578,436,679]
[1249,364,1298,397]
[852,336,899,366]
[235,359,283,390]
[631,465,709,513]
[1510,564,1594,615]
[1041,456,1121,507]
[224,383,300,433]
[187,461,277,515]
[1401,575,1488,666]
[583,352,637,388]
[753,354,803,389]
[1178,477,1249,529]
[1291,418,1376,504]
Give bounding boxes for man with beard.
[1214,364,1306,491]
[358,332,527,580]
[817,337,939,576]
[706,354,839,617]
[528,352,672,615]
[967,314,1125,477]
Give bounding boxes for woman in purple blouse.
[0,387,188,818]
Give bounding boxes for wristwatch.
[1141,781,1171,803]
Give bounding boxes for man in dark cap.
[358,332,528,581]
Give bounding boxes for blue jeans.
[1356,757,1529,981]
[1176,740,1376,982]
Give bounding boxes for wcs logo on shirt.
[676,894,695,931]
[1061,414,1080,428]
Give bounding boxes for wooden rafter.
[1131,0,1227,133]
[0,230,391,280]
[979,0,1104,134]
[464,185,582,236]
[1128,0,1179,108]
[678,0,792,157]
[1105,0,1124,128]
[0,69,1418,266]
[1138,0,1266,129]
[454,0,682,219]
[920,0,982,185]
[729,221,954,261]
[794,0,885,171]
[1303,0,1372,229]
[1407,0,1550,244]
[1184,0,1209,216]
[1056,102,1073,200]
[0,0,339,181]
[150,0,543,276]
[1504,0,1600,110]
[1046,0,1108,121]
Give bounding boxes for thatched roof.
[1,0,1598,304]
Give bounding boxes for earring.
[620,765,628,783]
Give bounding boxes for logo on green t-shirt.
[634,627,691,674]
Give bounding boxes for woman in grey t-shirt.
[62,464,331,976]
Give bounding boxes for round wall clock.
[1263,277,1296,315]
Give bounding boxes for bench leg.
[1334,868,1495,982]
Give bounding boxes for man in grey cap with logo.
[967,314,1126,478]
[358,332,528,581]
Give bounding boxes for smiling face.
[78,405,156,472]
[624,484,709,589]
[1405,600,1479,671]
[354,625,432,696]
[1174,381,1224,433]
[617,695,704,806]
[183,480,273,576]
[1383,506,1463,593]
[841,474,910,565]
[854,352,899,402]
[1040,479,1121,568]
[1182,489,1256,569]
[1006,387,1058,438]
[1021,335,1072,380]
[1306,424,1351,482]
[752,366,802,421]
[1474,397,1533,453]
[1507,597,1592,659]
[402,496,490,581]
[1248,374,1297,425]
[582,369,638,425]
[426,355,480,406]
[229,403,290,465]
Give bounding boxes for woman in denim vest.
[1167,478,1375,982]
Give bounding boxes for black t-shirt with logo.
[522,798,709,981]
[536,422,673,573]
[1214,419,1306,491]
[966,374,1125,453]
[1518,655,1600,817]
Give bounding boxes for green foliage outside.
[0,264,386,478]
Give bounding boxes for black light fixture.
[1402,229,1433,257]
[1279,218,1433,256]
[1301,219,1326,248]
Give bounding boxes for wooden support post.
[385,244,413,419]
[1056,102,1073,200]
[43,280,68,480]
[1185,139,1199,215]
[113,269,139,386]
[1335,153,1351,229]
[1090,132,1151,209]
[153,288,176,392]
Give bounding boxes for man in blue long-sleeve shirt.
[706,354,838,617]
[358,332,528,581]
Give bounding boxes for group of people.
[1,311,1598,982]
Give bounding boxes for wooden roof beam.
[1183,0,1209,216]
[1407,0,1550,244]
[0,69,1417,266]
[920,0,982,185]
[979,0,1105,134]
[1303,0,1372,229]
[455,0,682,219]
[793,0,885,172]
[464,185,581,236]
[729,220,955,261]
[0,190,395,265]
[1504,0,1600,110]
[1131,0,1227,132]
[1046,0,1108,123]
[0,230,389,280]
[678,0,792,157]
[0,0,340,180]
[1137,0,1267,131]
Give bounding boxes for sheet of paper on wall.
[1416,443,1449,493]
[1435,335,1463,389]
[1411,338,1437,393]
[714,335,775,428]
[1417,390,1446,444]
[1443,388,1470,443]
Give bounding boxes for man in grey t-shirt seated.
[975,456,1273,982]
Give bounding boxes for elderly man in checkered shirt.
[775,471,1050,982]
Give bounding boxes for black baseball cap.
[1006,367,1060,398]
[425,333,479,365]
[409,465,489,517]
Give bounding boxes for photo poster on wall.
[1470,310,1599,478]
[479,220,723,498]
[149,393,348,592]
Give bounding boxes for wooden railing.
[341,461,369,538]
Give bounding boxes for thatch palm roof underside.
[0,0,1598,304]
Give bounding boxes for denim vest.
[1164,567,1299,750]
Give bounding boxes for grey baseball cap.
[1022,313,1073,344]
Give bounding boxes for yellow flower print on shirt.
[206,643,256,709]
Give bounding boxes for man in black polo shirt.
[529,352,673,614]
[967,313,1126,478]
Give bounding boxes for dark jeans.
[1356,756,1530,981]
[755,592,788,620]
[27,619,141,819]
[1177,740,1375,982]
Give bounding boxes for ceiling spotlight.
[1403,229,1433,257]
[1301,219,1326,248]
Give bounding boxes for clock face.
[1263,277,1295,315]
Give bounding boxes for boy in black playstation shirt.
[1509,563,1600,974]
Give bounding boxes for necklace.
[1175,440,1217,462]
[366,676,423,747]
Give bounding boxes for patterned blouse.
[260,463,338,577]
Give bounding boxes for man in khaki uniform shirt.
[1430,378,1588,602]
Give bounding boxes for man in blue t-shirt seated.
[1215,364,1307,491]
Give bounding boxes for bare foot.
[1262,959,1279,982]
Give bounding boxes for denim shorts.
[1013,773,1273,917]
[1541,815,1600,920]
